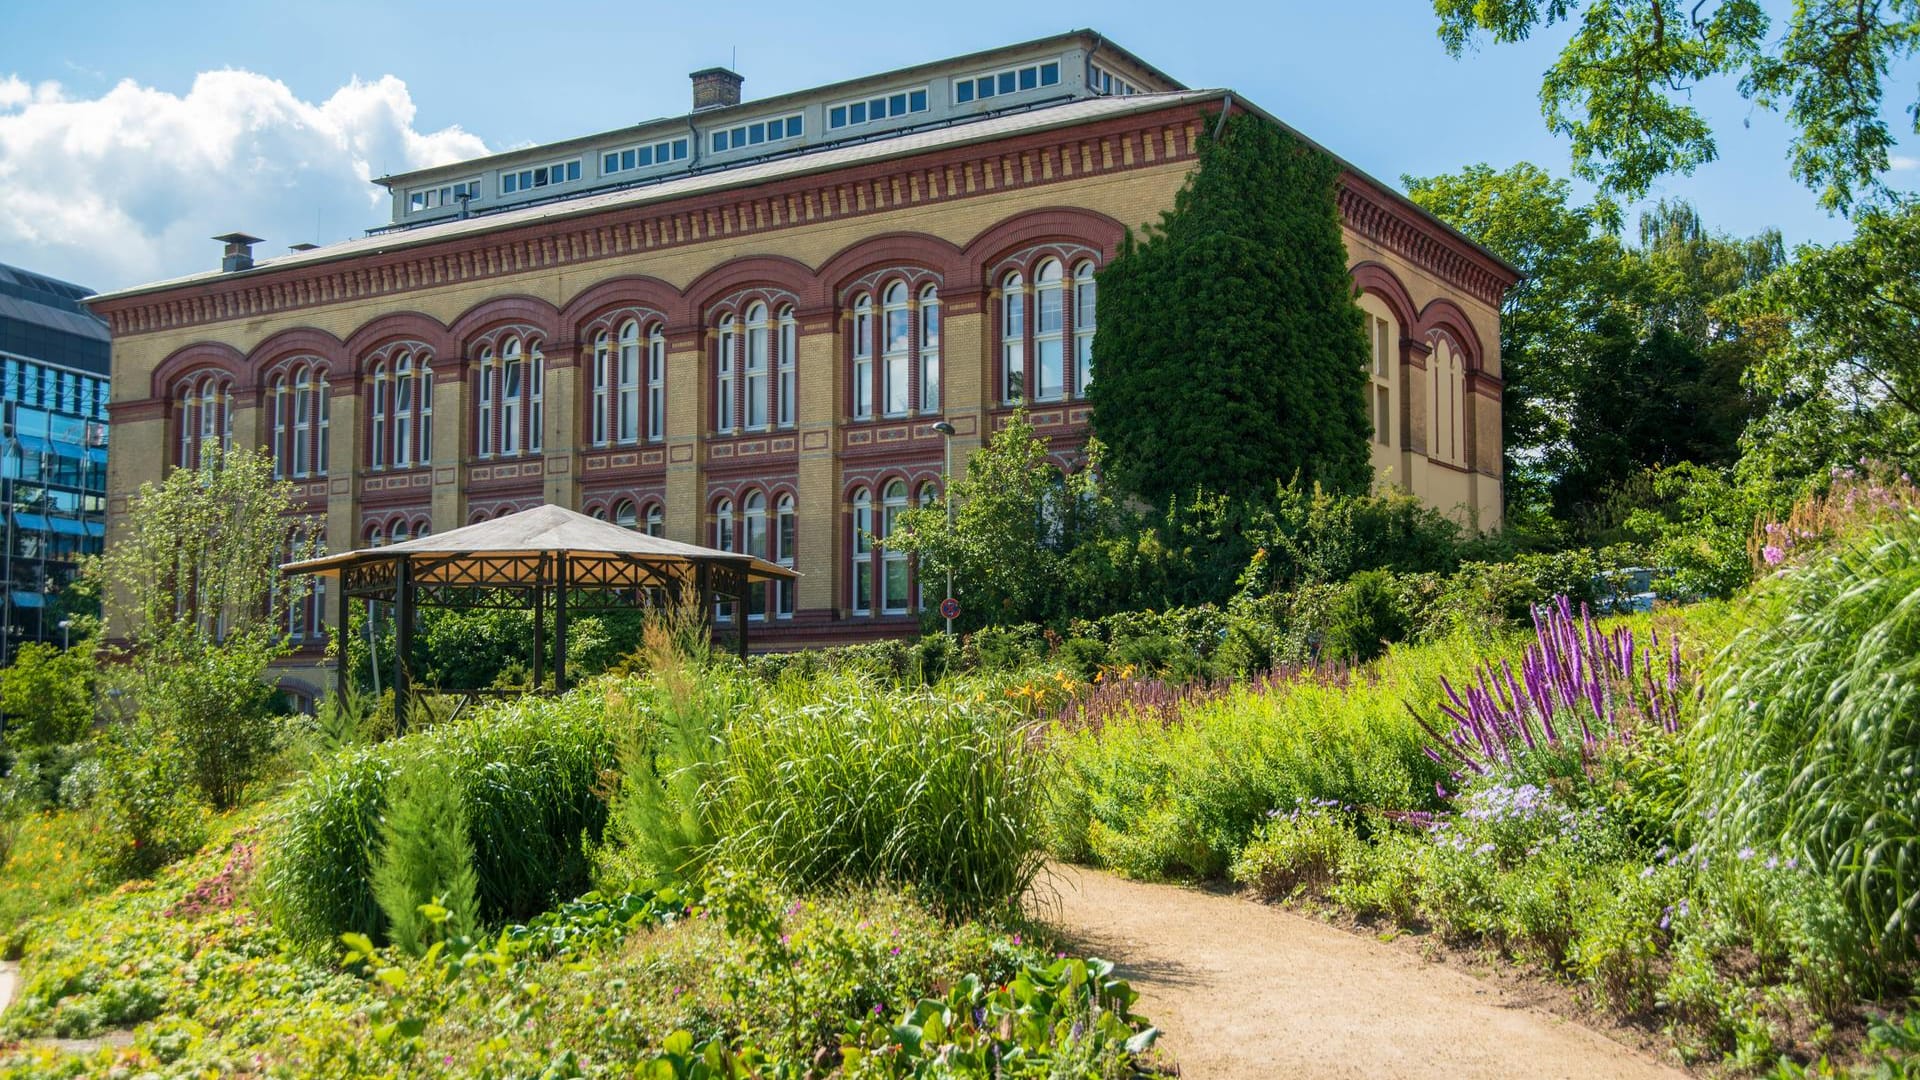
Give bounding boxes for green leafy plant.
[371,763,480,954]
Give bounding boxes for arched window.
[416,361,430,464]
[1359,294,1398,449]
[590,505,608,521]
[366,522,385,548]
[476,347,495,456]
[370,362,390,468]
[777,306,797,428]
[1033,259,1064,401]
[613,498,638,530]
[880,479,910,614]
[617,320,641,443]
[851,293,874,420]
[1430,337,1465,466]
[744,303,770,429]
[529,340,545,454]
[714,497,736,622]
[176,373,233,469]
[919,284,941,414]
[1073,261,1097,397]
[916,480,941,610]
[1001,271,1026,402]
[882,282,911,416]
[502,337,525,455]
[413,519,431,539]
[647,326,666,442]
[592,320,646,447]
[293,368,314,476]
[850,486,872,615]
[716,315,737,433]
[774,493,796,618]
[394,353,415,467]
[271,375,288,479]
[645,503,664,537]
[743,490,768,620]
[591,329,611,446]
[389,518,411,546]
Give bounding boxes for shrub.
[262,689,618,946]
[0,642,93,750]
[371,762,480,954]
[149,646,282,810]
[90,718,208,880]
[1690,509,1920,973]
[1230,800,1359,899]
[1322,569,1410,663]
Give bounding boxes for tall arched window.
[592,320,646,447]
[647,326,666,442]
[716,315,737,433]
[1033,259,1064,401]
[645,503,664,537]
[389,518,411,546]
[743,490,768,620]
[271,375,288,479]
[394,353,415,467]
[476,348,495,456]
[850,486,872,615]
[1073,261,1097,397]
[714,498,736,622]
[176,373,233,470]
[529,340,545,454]
[481,334,542,457]
[851,293,874,419]
[1359,295,1398,448]
[366,522,385,548]
[292,368,314,476]
[916,480,940,610]
[881,479,910,615]
[1430,337,1465,466]
[613,498,638,530]
[882,282,911,416]
[777,306,797,428]
[370,351,432,469]
[774,493,796,618]
[502,338,525,455]
[745,303,770,429]
[1001,271,1026,402]
[591,329,611,446]
[919,285,941,413]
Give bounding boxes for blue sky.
[1,0,1914,291]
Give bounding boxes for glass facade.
[0,262,110,659]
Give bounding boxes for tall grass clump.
[371,761,480,953]
[1692,509,1920,972]
[263,689,620,946]
[1044,640,1463,879]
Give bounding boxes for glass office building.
[0,262,109,658]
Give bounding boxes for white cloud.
[0,69,488,292]
[1890,154,1920,173]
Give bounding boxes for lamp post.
[931,421,957,638]
[57,618,70,650]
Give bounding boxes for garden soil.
[1032,864,1686,1079]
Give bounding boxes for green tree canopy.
[1089,110,1372,507]
[1432,0,1920,213]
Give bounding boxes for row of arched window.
[712,490,798,621]
[1000,259,1096,404]
[850,479,939,616]
[268,364,330,479]
[175,373,234,469]
[1356,291,1469,467]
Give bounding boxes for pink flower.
[1762,545,1785,565]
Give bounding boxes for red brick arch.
[683,255,820,318]
[343,312,454,379]
[559,275,687,333]
[447,295,562,356]
[150,342,247,401]
[248,327,347,389]
[1348,261,1420,333]
[960,207,1127,290]
[1415,298,1487,373]
[816,232,965,297]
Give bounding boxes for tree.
[1090,110,1372,507]
[90,446,319,808]
[1735,200,1920,480]
[884,409,1111,630]
[1432,0,1920,212]
[0,642,94,749]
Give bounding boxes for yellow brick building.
[88,31,1515,698]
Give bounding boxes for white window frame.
[1074,261,1097,397]
[851,487,873,615]
[745,303,770,430]
[716,315,736,433]
[1002,272,1026,403]
[952,60,1062,104]
[1034,259,1065,401]
[710,113,804,154]
[851,293,874,420]
[775,493,795,618]
[500,158,582,194]
[828,87,930,129]
[880,479,909,615]
[777,306,797,428]
[919,285,941,414]
[601,138,689,176]
[647,327,666,442]
[882,282,911,417]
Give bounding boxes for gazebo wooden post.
[553,551,569,693]
[695,560,713,642]
[736,569,748,661]
[530,554,545,691]
[392,556,413,733]
[332,571,349,702]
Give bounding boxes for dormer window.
[603,137,690,176]
[407,178,480,213]
[501,159,581,194]
[952,60,1060,104]
[829,88,930,130]
[711,114,804,154]
[1089,64,1140,96]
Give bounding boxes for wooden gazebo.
[281,503,797,721]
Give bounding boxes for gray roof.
[0,262,110,343]
[283,502,797,581]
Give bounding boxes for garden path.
[1032,865,1685,1079]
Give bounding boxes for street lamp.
[57,618,71,650]
[931,421,957,638]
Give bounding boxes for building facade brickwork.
[89,34,1514,695]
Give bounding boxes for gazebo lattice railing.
[283,504,793,726]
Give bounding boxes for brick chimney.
[213,232,262,272]
[690,67,743,111]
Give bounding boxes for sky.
[1,0,1915,293]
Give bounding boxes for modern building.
[0,262,111,659]
[88,29,1515,682]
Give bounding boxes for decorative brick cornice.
[1336,176,1518,309]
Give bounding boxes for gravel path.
[1030,864,1685,1079]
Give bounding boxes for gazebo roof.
[282,503,797,581]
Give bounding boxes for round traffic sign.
[939,597,961,620]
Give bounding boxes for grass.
[0,810,101,942]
